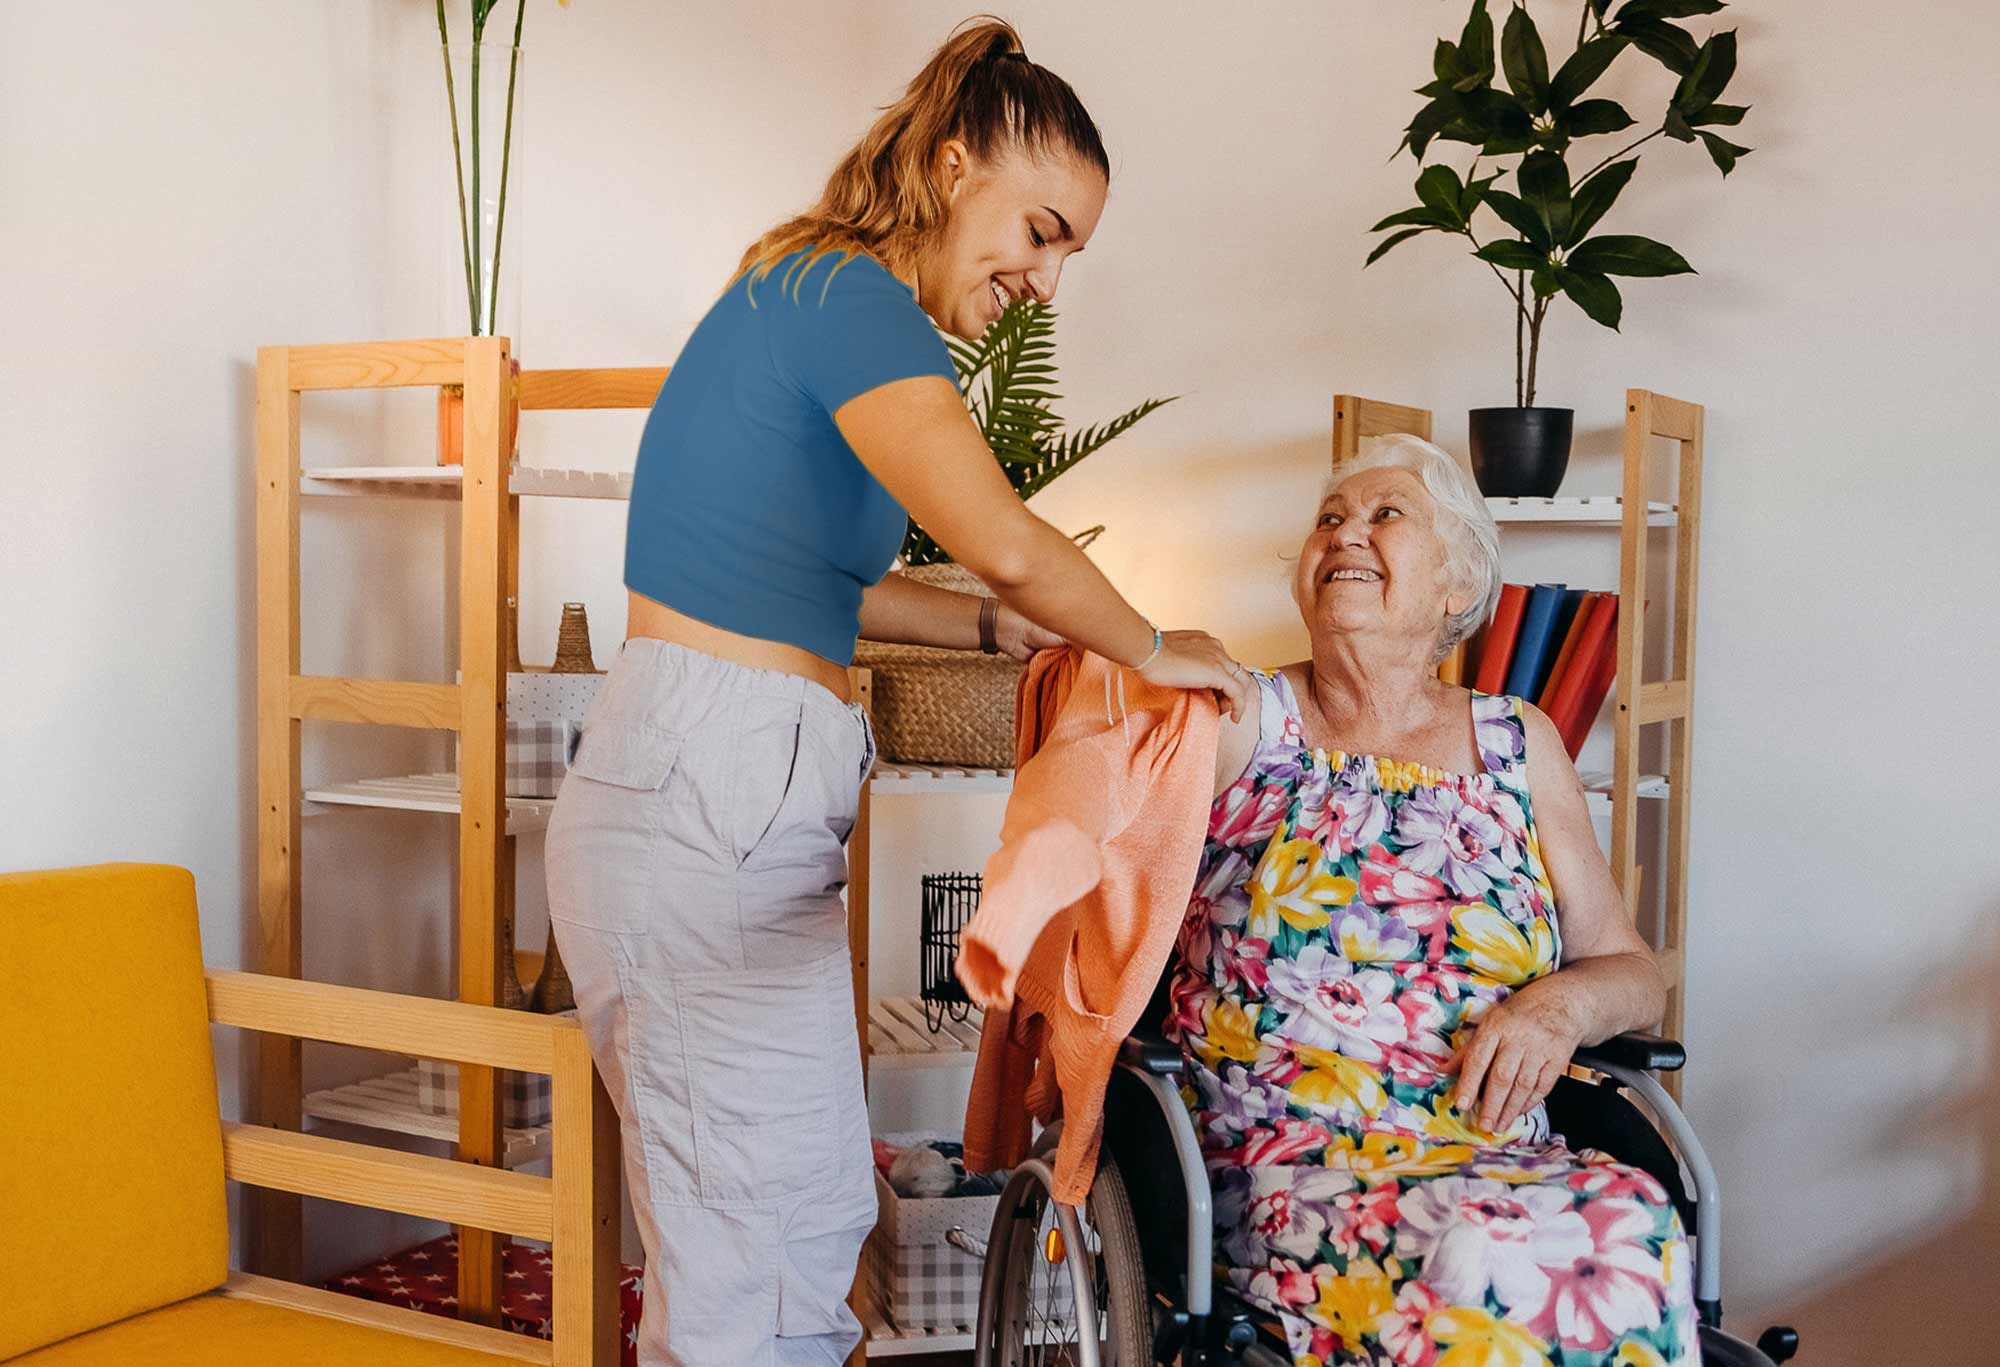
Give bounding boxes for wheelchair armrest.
[1118,1026,1186,1076]
[1572,1031,1686,1074]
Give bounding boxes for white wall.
[8,1,1998,1351]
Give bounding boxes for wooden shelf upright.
[1332,390,1705,1064]
[253,337,669,1323]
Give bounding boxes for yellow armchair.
[0,864,619,1366]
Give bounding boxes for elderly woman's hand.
[1450,987,1588,1135]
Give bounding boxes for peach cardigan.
[958,647,1219,1203]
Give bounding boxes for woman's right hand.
[1138,630,1254,723]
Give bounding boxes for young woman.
[545,19,1253,1365]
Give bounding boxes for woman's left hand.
[1450,988,1586,1135]
[993,603,1066,662]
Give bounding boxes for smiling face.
[1295,466,1470,653]
[916,141,1107,339]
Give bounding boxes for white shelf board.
[1580,772,1669,818]
[1487,496,1676,526]
[868,996,982,1071]
[302,772,553,835]
[301,461,633,501]
[302,1067,549,1168]
[869,761,1014,795]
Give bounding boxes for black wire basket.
[919,872,981,1030]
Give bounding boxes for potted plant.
[856,301,1175,768]
[1366,0,1751,495]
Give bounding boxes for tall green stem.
[437,2,476,334]
[470,39,485,333]
[486,0,527,336]
[1525,296,1549,405]
[1575,127,1665,189]
[1515,270,1526,406]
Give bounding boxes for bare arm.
[836,375,1253,719]
[1453,703,1667,1132]
[857,571,1062,661]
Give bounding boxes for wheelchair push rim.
[973,1149,1152,1366]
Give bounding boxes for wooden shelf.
[1486,495,1677,526]
[302,1068,549,1168]
[867,996,982,1071]
[868,761,1014,795]
[302,462,633,501]
[301,772,553,835]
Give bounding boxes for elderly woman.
[1165,436,1698,1366]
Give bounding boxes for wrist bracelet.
[978,596,1000,654]
[1136,621,1164,670]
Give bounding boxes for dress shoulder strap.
[1472,692,1531,781]
[1258,669,1304,749]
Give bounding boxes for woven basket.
[855,564,1022,769]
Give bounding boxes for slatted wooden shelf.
[301,462,633,501]
[866,996,982,1071]
[1486,495,1677,526]
[301,1068,549,1168]
[867,761,1015,794]
[301,772,553,835]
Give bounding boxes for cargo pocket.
[677,949,845,1208]
[544,721,681,935]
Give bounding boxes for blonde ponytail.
[737,16,1107,296]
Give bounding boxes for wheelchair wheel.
[973,1142,1153,1366]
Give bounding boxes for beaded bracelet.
[1136,622,1164,670]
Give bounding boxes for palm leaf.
[901,301,1177,565]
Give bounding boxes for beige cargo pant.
[546,639,876,1366]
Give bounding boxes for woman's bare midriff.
[625,590,854,703]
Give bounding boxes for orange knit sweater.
[958,647,1219,1204]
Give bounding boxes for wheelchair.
[970,1009,1802,1367]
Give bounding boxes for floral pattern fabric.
[1166,671,1696,1367]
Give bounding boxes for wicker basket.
[855,563,1022,769]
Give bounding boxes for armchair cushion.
[0,865,229,1359]
[8,1294,524,1366]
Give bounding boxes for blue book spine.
[1503,583,1567,701]
[1531,587,1588,701]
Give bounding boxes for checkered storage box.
[864,1134,1074,1334]
[866,1168,993,1331]
[454,672,604,798]
[414,1058,554,1129]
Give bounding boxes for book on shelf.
[1545,594,1619,755]
[1531,587,1588,700]
[1502,584,1568,701]
[1536,589,1603,710]
[1472,584,1528,694]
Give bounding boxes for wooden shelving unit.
[1333,391,1705,1073]
[254,337,666,1324]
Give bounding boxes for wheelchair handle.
[943,1226,987,1260]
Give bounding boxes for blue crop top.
[624,250,957,666]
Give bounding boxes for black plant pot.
[1468,406,1574,497]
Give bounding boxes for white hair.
[1323,434,1501,658]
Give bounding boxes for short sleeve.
[766,253,958,414]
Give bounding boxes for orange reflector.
[1043,1227,1066,1263]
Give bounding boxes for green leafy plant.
[900,301,1176,565]
[1368,0,1752,404]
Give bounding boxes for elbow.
[952,518,1041,595]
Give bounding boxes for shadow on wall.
[1761,913,2000,1365]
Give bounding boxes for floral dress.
[1165,670,1697,1367]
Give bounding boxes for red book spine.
[1473,584,1528,694]
[1543,594,1614,737]
[1554,598,1621,755]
